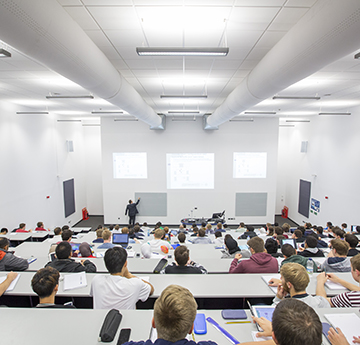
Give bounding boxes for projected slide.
[113,152,147,179]
[167,153,214,189]
[233,152,267,178]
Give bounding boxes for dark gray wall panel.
[235,192,267,217]
[135,192,167,217]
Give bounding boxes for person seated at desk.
[236,222,246,232]
[316,253,360,307]
[266,225,275,237]
[49,229,82,257]
[92,228,104,243]
[280,244,318,272]
[291,229,305,243]
[79,242,96,258]
[50,227,62,243]
[0,271,18,297]
[123,284,217,345]
[91,246,153,310]
[191,228,212,244]
[15,223,32,233]
[243,299,322,345]
[141,229,172,258]
[177,233,191,245]
[333,227,346,240]
[190,226,199,237]
[315,226,327,238]
[133,225,145,239]
[178,224,187,233]
[0,228,8,236]
[319,239,351,272]
[297,236,324,257]
[35,221,50,231]
[222,235,250,259]
[345,234,360,256]
[0,238,29,271]
[45,241,96,273]
[97,229,115,249]
[215,222,226,233]
[31,267,75,308]
[122,227,140,244]
[213,231,224,246]
[205,223,214,235]
[229,237,278,274]
[239,225,257,239]
[161,245,207,274]
[265,238,283,258]
[269,263,330,308]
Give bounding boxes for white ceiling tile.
[58,0,82,5]
[110,59,128,70]
[246,47,270,61]
[85,30,111,46]
[256,31,287,49]
[212,59,242,70]
[268,7,309,31]
[64,6,99,30]
[105,30,145,47]
[234,0,284,5]
[83,0,132,4]
[131,70,161,78]
[99,45,121,60]
[185,59,215,70]
[285,0,317,7]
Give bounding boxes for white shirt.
[141,239,172,258]
[90,275,151,310]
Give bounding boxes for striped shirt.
[331,291,360,308]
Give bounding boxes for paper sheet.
[261,274,281,294]
[63,272,87,291]
[251,331,273,342]
[0,274,20,291]
[324,280,348,290]
[325,313,360,344]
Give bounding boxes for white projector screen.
[113,152,147,179]
[167,153,214,189]
[233,152,267,178]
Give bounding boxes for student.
[270,263,330,308]
[35,221,49,231]
[205,223,214,234]
[31,267,75,308]
[244,299,322,345]
[213,231,224,246]
[0,271,18,297]
[316,253,360,307]
[345,234,360,256]
[122,227,140,244]
[45,241,96,273]
[236,222,246,231]
[319,239,351,272]
[280,244,318,272]
[97,229,115,249]
[315,226,327,238]
[221,235,250,259]
[229,237,278,274]
[91,246,153,310]
[15,223,32,233]
[0,238,29,271]
[141,229,172,258]
[341,222,349,233]
[178,224,187,233]
[52,227,62,242]
[0,228,8,235]
[266,226,275,237]
[92,228,104,243]
[291,229,305,243]
[191,228,212,244]
[123,284,217,345]
[265,238,283,258]
[239,225,257,239]
[79,242,95,257]
[297,236,324,257]
[177,232,191,245]
[216,222,226,233]
[161,245,207,274]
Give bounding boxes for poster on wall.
[310,198,320,215]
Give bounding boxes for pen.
[225,321,251,324]
[191,331,195,341]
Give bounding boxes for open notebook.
[261,274,281,294]
[0,274,20,292]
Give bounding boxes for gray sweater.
[320,257,351,272]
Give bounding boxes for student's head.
[121,227,129,234]
[0,237,10,250]
[198,228,206,237]
[96,228,104,238]
[305,236,317,248]
[350,254,360,281]
[330,239,349,256]
[267,226,274,236]
[154,229,165,239]
[201,222,206,228]
[293,229,302,239]
[79,242,92,257]
[341,223,347,229]
[214,230,222,238]
[53,227,61,236]
[61,229,73,242]
[247,237,265,253]
[174,246,190,266]
[129,199,132,204]
[333,228,345,239]
[143,222,148,227]
[327,221,333,227]
[316,226,323,235]
[102,230,112,241]
[217,222,222,229]
[0,228,8,234]
[133,225,141,233]
[297,226,305,235]
[265,238,278,254]
[280,263,309,294]
[225,237,240,255]
[345,234,359,248]
[104,247,127,274]
[31,267,60,299]
[177,232,186,243]
[246,225,254,232]
[357,226,360,234]
[206,223,212,230]
[239,222,245,228]
[109,224,114,230]
[192,226,199,234]
[55,241,72,259]
[282,223,290,233]
[281,244,296,258]
[305,222,312,229]
[37,221,43,228]
[272,299,322,345]
[153,285,197,342]
[19,223,26,229]
[114,224,120,231]
[179,224,184,230]
[274,227,284,236]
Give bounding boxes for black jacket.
[125,199,140,216]
[239,231,257,239]
[45,258,96,273]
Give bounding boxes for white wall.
[101,117,279,225]
[0,101,90,230]
[277,108,360,227]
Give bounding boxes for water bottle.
[307,258,314,274]
[247,236,250,241]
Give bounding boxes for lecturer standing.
[125,198,140,226]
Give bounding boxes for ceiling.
[1,0,360,124]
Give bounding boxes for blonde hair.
[330,239,349,256]
[102,230,111,241]
[121,227,129,234]
[96,228,103,238]
[154,228,165,239]
[206,223,212,229]
[351,254,360,271]
[154,285,197,342]
[280,263,309,292]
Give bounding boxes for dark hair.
[345,234,359,248]
[357,226,360,234]
[54,227,61,236]
[248,237,264,253]
[79,242,92,257]
[61,225,70,231]
[247,225,254,232]
[37,222,43,228]
[174,246,189,266]
[305,236,317,248]
[128,200,132,203]
[55,241,72,259]
[275,227,284,236]
[215,231,222,238]
[19,223,26,229]
[297,226,305,235]
[61,229,73,241]
[268,226,274,236]
[133,225,141,233]
[333,228,346,238]
[97,225,103,230]
[342,223,347,228]
[305,222,312,229]
[281,243,296,257]
[104,247,127,274]
[327,221,333,227]
[316,226,323,234]
[272,299,322,345]
[265,238,278,254]
[177,233,186,243]
[294,230,303,238]
[0,237,9,249]
[198,229,205,237]
[0,228,8,234]
[31,267,60,298]
[307,232,318,240]
[239,222,245,227]
[225,236,240,254]
[201,222,206,228]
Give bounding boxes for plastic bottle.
[247,236,250,241]
[307,258,314,274]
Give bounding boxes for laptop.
[112,233,129,248]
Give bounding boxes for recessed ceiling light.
[160,95,207,99]
[230,118,254,122]
[136,47,229,56]
[46,95,94,99]
[91,111,123,114]
[16,111,49,115]
[168,110,200,114]
[318,112,351,116]
[285,120,310,123]
[273,96,320,100]
[244,111,276,115]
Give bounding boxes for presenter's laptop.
[112,233,129,248]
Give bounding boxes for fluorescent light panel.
[318,112,351,115]
[114,118,138,122]
[91,111,123,114]
[16,111,49,114]
[230,118,254,122]
[244,111,276,115]
[160,95,207,99]
[273,96,320,100]
[46,95,94,99]
[172,117,196,121]
[168,110,200,114]
[136,47,229,56]
[286,120,310,123]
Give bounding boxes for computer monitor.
[280,238,297,249]
[112,233,129,248]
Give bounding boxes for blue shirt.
[97,242,115,249]
[125,339,217,345]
